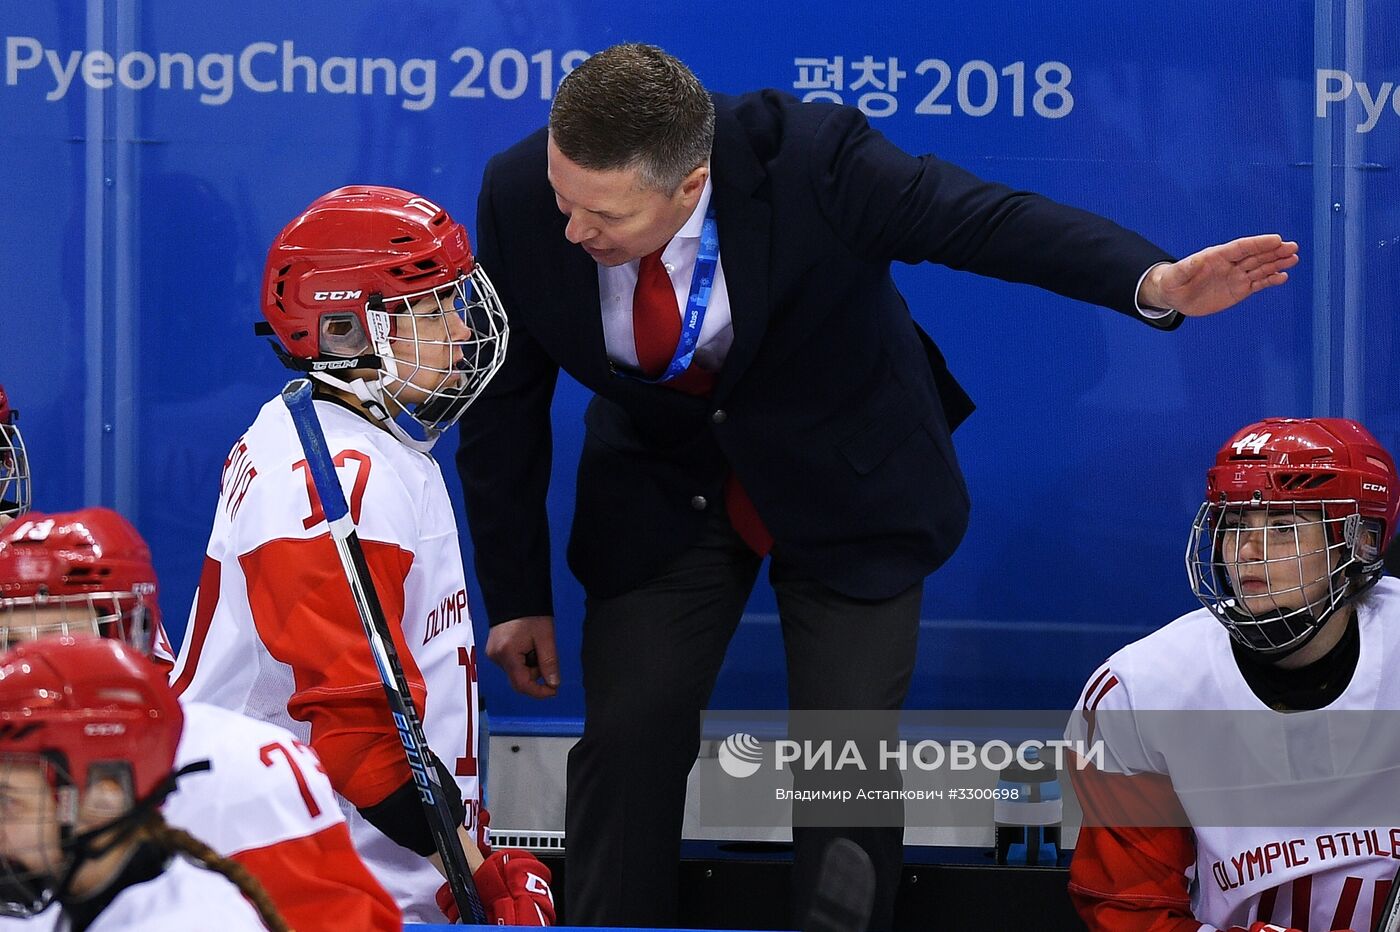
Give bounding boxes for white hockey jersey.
[0,701,397,932]
[18,856,266,932]
[169,397,481,922]
[168,702,399,930]
[1068,577,1400,932]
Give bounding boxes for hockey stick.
[281,378,485,925]
[1377,864,1400,932]
[1377,539,1400,932]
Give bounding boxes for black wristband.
[357,753,467,857]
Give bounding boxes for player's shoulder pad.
[227,397,421,549]
[1087,608,1224,707]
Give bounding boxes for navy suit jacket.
[457,90,1176,624]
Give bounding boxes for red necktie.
[630,249,773,556]
[633,248,681,378]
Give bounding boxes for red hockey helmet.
[0,637,181,801]
[0,386,30,521]
[260,186,508,451]
[1187,418,1399,655]
[0,509,159,654]
[0,638,181,916]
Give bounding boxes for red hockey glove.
[436,849,555,926]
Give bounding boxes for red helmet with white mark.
[0,637,182,916]
[0,509,159,654]
[1187,418,1399,656]
[260,186,508,451]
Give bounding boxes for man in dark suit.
[456,43,1298,928]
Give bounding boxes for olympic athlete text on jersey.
[168,186,553,924]
[1067,418,1400,932]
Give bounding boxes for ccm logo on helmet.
[84,723,127,737]
[1363,482,1388,493]
[309,359,364,372]
[312,290,363,301]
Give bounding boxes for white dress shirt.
[596,177,1170,368]
[597,177,734,373]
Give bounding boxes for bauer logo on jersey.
[312,290,363,301]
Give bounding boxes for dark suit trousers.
[565,507,922,929]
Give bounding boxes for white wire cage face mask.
[0,593,153,656]
[0,754,77,918]
[1186,500,1376,656]
[350,269,508,452]
[0,420,30,521]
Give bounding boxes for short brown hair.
[549,43,715,193]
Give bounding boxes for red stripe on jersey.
[1256,884,1278,922]
[232,822,402,932]
[172,555,222,696]
[239,533,426,809]
[1331,873,1361,930]
[1083,674,1119,745]
[1290,874,1311,929]
[1082,666,1114,709]
[1089,675,1120,711]
[1375,878,1394,929]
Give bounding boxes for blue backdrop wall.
[2,1,1397,725]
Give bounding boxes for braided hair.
[140,812,293,932]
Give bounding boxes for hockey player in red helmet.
[0,386,29,528]
[0,637,287,930]
[0,509,403,931]
[256,185,507,452]
[1068,418,1400,932]
[0,508,161,656]
[1187,417,1399,662]
[171,186,552,924]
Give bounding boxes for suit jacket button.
[690,495,708,510]
[710,409,727,424]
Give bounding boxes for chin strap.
[0,859,58,918]
[51,759,212,908]
[264,322,448,453]
[308,373,393,423]
[304,373,441,453]
[1226,564,1379,660]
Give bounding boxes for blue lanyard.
[619,203,719,385]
